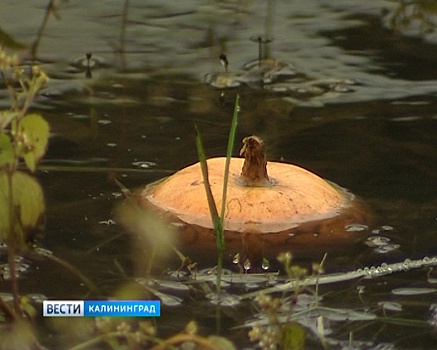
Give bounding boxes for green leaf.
[0,134,13,168]
[206,335,237,350]
[17,173,45,229]
[18,113,49,172]
[280,322,306,350]
[0,170,45,246]
[195,126,222,237]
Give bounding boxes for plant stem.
[195,95,240,293]
[219,94,239,230]
[195,126,223,292]
[0,295,15,322]
[6,167,21,316]
[30,0,57,59]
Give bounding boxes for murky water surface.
[1,0,437,348]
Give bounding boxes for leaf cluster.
[0,46,49,247]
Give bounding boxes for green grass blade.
[195,125,222,238]
[220,95,240,231]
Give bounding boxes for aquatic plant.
[195,94,240,293]
[246,252,318,350]
[0,46,49,318]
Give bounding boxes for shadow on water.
[1,0,437,348]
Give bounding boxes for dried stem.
[239,135,270,186]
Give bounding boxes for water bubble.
[0,264,20,280]
[17,263,30,272]
[14,256,24,263]
[403,258,412,270]
[381,225,394,231]
[69,114,89,120]
[167,270,188,278]
[233,253,240,264]
[28,294,48,303]
[374,244,400,254]
[34,247,53,257]
[334,85,354,93]
[106,143,117,148]
[365,236,390,247]
[345,224,368,232]
[97,119,112,125]
[132,161,157,169]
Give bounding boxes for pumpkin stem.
[239,135,270,186]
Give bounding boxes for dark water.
[1,0,437,349]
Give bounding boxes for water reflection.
[1,0,437,348]
[389,0,437,34]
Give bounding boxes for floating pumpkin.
[137,136,369,267]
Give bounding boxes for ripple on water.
[206,292,241,307]
[391,288,437,296]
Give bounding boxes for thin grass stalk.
[219,94,240,231]
[195,95,240,293]
[195,126,223,292]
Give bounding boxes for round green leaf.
[18,113,49,172]
[0,170,45,245]
[280,322,306,350]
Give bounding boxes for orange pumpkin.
[137,136,369,266]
